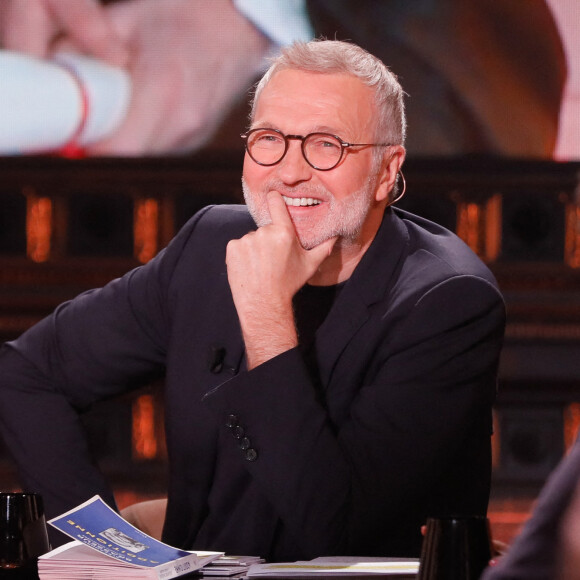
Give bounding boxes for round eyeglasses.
[241,128,393,171]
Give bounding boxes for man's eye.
[256,133,282,143]
[311,137,340,150]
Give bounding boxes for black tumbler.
[0,493,50,579]
[417,516,492,580]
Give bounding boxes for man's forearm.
[238,300,298,369]
[226,192,336,369]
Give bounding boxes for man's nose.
[276,140,312,184]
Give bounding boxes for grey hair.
[250,39,406,146]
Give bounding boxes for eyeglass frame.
[241,127,394,171]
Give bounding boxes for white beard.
[241,174,379,250]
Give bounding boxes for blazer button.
[232,425,245,439]
[239,436,251,450]
[245,448,258,462]
[226,414,239,428]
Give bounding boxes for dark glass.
[0,493,50,580]
[418,516,492,580]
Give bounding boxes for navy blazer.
[0,205,505,560]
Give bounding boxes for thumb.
[48,0,129,67]
[305,236,338,269]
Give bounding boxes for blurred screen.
[213,0,580,161]
[544,0,580,160]
[4,0,580,160]
[302,0,579,160]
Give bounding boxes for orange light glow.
[132,394,158,460]
[565,204,580,268]
[456,195,501,262]
[26,194,52,263]
[564,402,580,451]
[134,198,159,264]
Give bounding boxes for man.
[0,40,505,560]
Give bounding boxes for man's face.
[242,69,386,250]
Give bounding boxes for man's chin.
[299,239,320,251]
[294,227,323,250]
[297,231,345,250]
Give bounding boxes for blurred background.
[1,0,580,548]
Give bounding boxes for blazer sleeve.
[202,272,505,556]
[0,207,212,526]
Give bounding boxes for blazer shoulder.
[142,204,255,288]
[183,204,255,237]
[166,204,256,257]
[393,208,498,284]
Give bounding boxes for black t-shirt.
[293,282,344,396]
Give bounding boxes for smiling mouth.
[282,195,322,207]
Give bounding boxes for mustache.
[260,178,332,200]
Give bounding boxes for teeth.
[282,195,321,207]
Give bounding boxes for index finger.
[266,191,294,226]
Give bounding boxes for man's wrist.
[240,306,298,370]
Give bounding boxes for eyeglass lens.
[246,129,343,170]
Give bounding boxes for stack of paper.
[201,555,266,576]
[38,496,222,580]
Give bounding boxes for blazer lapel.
[314,208,410,388]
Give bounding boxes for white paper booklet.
[247,556,419,577]
[38,495,222,580]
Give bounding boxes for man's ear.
[375,146,406,203]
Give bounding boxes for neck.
[308,228,377,286]
[308,203,387,286]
